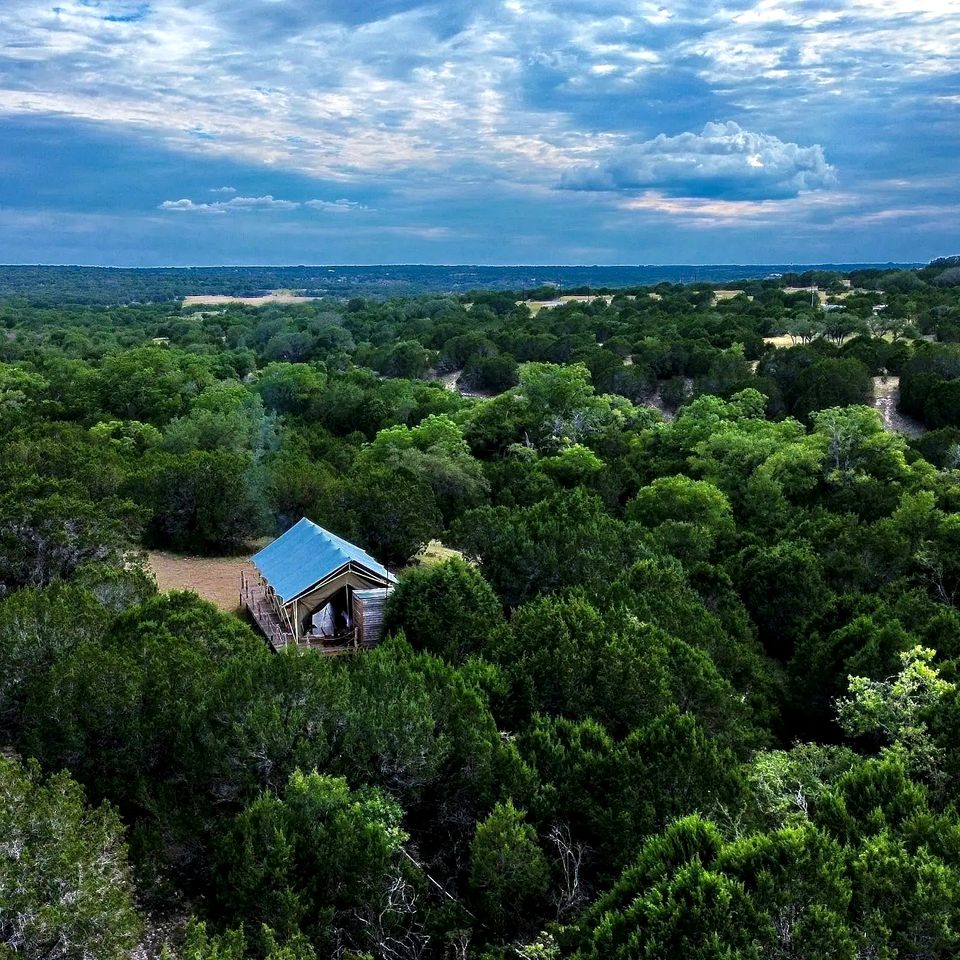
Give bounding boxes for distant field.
[521,293,616,314]
[183,291,319,306]
[0,264,921,307]
[148,550,255,612]
[713,289,752,301]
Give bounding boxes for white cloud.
[160,194,299,212]
[561,121,836,199]
[381,225,461,240]
[305,198,369,213]
[0,0,628,183]
[614,189,854,229]
[210,185,237,193]
[224,195,299,210]
[159,198,218,212]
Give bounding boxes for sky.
[0,0,958,265]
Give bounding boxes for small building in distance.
[241,517,395,654]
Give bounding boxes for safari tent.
[241,518,395,653]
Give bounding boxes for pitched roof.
[251,518,395,604]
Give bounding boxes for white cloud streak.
[305,199,369,213]
[160,194,299,212]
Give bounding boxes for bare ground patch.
[712,289,752,302]
[148,550,255,613]
[435,369,497,399]
[182,292,319,306]
[763,334,800,348]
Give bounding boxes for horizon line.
[0,260,928,270]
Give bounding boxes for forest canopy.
[2,261,960,958]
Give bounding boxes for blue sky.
[1,0,958,265]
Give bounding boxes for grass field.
[148,550,255,613]
[520,294,615,314]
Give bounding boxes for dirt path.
[872,376,925,439]
[436,369,494,399]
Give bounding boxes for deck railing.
[241,571,295,650]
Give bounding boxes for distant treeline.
[0,260,930,306]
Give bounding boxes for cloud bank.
[0,0,957,262]
[560,122,837,200]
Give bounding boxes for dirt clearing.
[182,292,318,306]
[762,335,795,348]
[148,550,255,613]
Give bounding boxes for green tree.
[20,593,269,862]
[330,466,442,565]
[0,364,48,418]
[383,558,503,662]
[469,800,549,936]
[142,450,266,553]
[89,418,161,454]
[451,489,637,606]
[733,540,827,659]
[566,817,763,960]
[379,340,433,379]
[606,560,778,729]
[0,757,142,960]
[494,594,753,744]
[789,357,872,422]
[0,583,111,734]
[812,405,913,512]
[462,353,519,392]
[537,444,605,487]
[256,362,326,416]
[747,743,861,829]
[172,918,318,960]
[97,346,212,424]
[332,637,528,831]
[357,414,489,523]
[626,475,734,562]
[217,770,410,951]
[0,481,143,592]
[837,645,955,782]
[162,383,276,457]
[520,710,748,883]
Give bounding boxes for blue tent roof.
[251,518,395,604]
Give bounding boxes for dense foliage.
[1,260,960,958]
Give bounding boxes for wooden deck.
[240,574,295,649]
[240,573,373,656]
